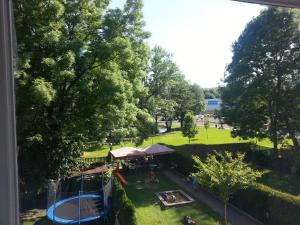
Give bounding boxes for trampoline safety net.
[47,177,109,224]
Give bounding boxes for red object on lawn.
[114,171,128,185]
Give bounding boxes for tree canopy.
[145,46,205,132]
[221,8,300,152]
[203,87,220,99]
[15,0,152,193]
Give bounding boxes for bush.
[230,184,300,225]
[161,150,196,176]
[113,179,137,225]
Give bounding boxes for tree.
[221,8,300,152]
[145,46,183,99]
[145,47,205,131]
[190,83,206,115]
[204,117,210,140]
[203,87,220,99]
[193,151,262,224]
[182,112,198,144]
[15,0,151,193]
[145,46,185,132]
[172,82,205,128]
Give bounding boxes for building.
[205,99,222,114]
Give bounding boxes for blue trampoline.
[47,194,111,224]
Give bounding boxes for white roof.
[110,147,145,159]
[142,144,175,156]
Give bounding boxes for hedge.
[160,150,196,176]
[113,179,137,225]
[231,184,300,225]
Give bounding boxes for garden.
[123,173,221,225]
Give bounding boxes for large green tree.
[221,8,300,152]
[15,0,151,193]
[145,46,184,132]
[145,46,205,131]
[172,82,205,128]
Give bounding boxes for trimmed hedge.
[231,184,300,225]
[113,179,137,225]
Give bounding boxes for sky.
[109,0,265,88]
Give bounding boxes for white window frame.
[0,0,299,225]
[0,0,20,224]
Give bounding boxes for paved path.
[163,170,264,225]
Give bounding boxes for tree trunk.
[180,112,186,128]
[224,201,228,225]
[165,120,172,132]
[155,115,158,133]
[290,135,300,151]
[268,99,278,155]
[284,118,300,151]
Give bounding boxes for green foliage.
[124,173,221,225]
[182,112,198,143]
[15,0,152,193]
[203,87,220,99]
[193,151,261,224]
[193,151,262,202]
[160,150,196,176]
[204,117,210,139]
[145,46,205,132]
[113,179,137,225]
[231,183,300,225]
[221,8,300,151]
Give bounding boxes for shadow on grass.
[173,204,224,225]
[33,217,49,225]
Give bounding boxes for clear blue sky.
[109,0,265,88]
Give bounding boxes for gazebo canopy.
[110,147,145,159]
[142,144,175,156]
[70,165,108,177]
[110,144,175,160]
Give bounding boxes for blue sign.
[208,100,219,105]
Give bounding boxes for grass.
[124,172,222,225]
[83,127,274,158]
[21,209,47,225]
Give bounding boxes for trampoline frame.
[47,194,109,224]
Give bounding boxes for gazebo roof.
[110,147,145,159]
[70,165,108,177]
[142,144,175,156]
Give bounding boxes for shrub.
[161,150,196,176]
[230,184,300,225]
[113,179,137,225]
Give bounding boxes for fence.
[82,157,107,165]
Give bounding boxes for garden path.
[163,170,264,225]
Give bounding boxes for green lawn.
[84,127,274,158]
[124,173,222,225]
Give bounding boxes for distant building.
[205,99,222,113]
